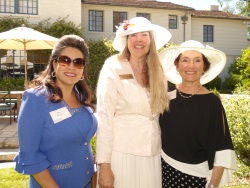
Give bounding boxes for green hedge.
[87,38,117,103]
[221,88,250,167]
[222,47,250,90]
[0,77,25,91]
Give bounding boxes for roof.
[191,10,250,21]
[82,0,250,21]
[81,0,195,11]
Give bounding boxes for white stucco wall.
[81,3,189,43]
[191,17,250,79]
[191,18,249,55]
[0,0,82,27]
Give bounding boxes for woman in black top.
[159,40,236,188]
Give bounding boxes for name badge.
[50,107,71,124]
[119,74,134,79]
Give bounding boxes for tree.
[217,0,250,16]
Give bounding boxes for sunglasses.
[56,55,85,69]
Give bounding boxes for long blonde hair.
[118,32,169,114]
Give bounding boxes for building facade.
[81,0,250,80]
[0,0,249,80]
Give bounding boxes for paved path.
[0,117,18,168]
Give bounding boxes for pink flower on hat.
[119,20,134,31]
[113,17,172,52]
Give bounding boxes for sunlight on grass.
[0,167,249,188]
[0,167,28,188]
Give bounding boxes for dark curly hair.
[29,34,95,111]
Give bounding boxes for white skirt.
[97,151,162,188]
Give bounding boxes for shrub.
[223,74,241,90]
[222,47,250,90]
[0,16,30,32]
[221,87,250,167]
[91,136,96,156]
[209,88,220,96]
[0,77,25,91]
[87,38,117,103]
[40,16,83,38]
[204,76,222,90]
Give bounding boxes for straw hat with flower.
[113,17,172,52]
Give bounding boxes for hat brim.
[159,46,227,85]
[113,24,171,52]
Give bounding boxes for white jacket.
[96,55,161,163]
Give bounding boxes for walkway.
[0,117,18,168]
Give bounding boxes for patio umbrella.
[0,25,58,88]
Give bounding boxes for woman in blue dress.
[14,35,97,188]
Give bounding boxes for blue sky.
[157,0,233,10]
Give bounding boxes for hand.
[98,163,114,188]
[32,169,59,188]
[208,183,218,188]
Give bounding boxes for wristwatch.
[208,183,218,188]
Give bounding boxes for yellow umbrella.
[0,25,58,88]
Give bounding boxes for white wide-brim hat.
[113,17,172,52]
[159,40,227,85]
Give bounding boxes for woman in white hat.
[95,17,172,188]
[159,40,236,188]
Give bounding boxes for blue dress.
[14,87,97,188]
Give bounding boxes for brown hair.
[29,34,95,111]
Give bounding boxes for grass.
[0,167,249,188]
[0,167,28,188]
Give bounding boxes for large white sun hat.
[159,40,227,85]
[113,17,172,52]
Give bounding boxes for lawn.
[0,167,249,188]
[0,168,28,188]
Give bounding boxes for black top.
[160,88,234,170]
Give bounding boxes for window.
[113,12,127,32]
[0,0,38,15]
[89,10,103,32]
[169,15,177,29]
[203,25,214,42]
[136,13,150,21]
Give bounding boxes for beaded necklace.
[177,83,202,99]
[61,100,83,115]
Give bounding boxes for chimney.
[211,5,219,11]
